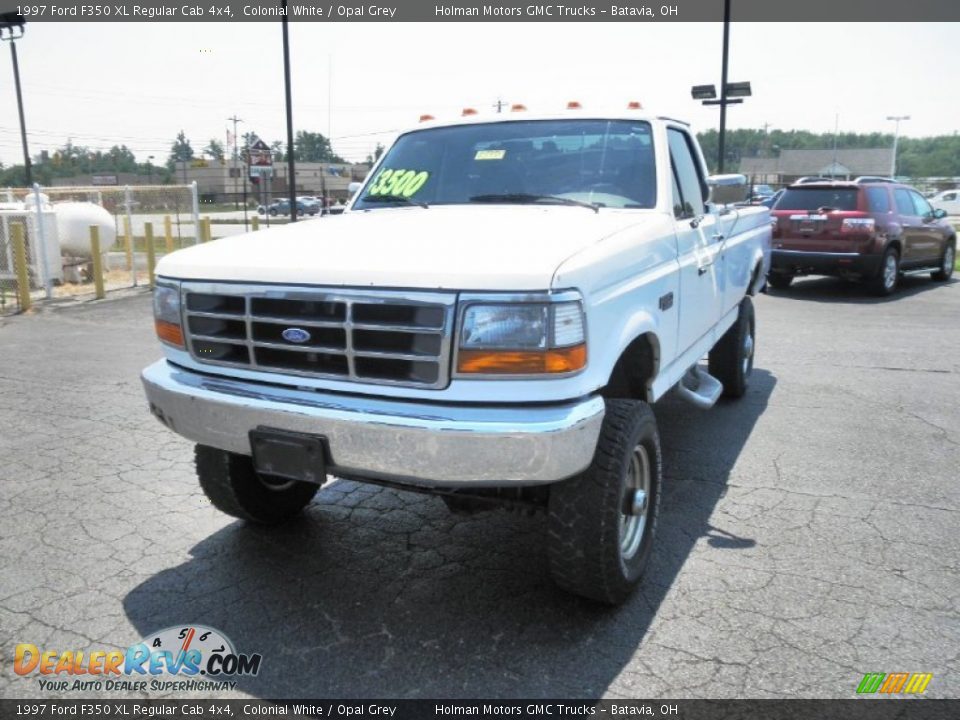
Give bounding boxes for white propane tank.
[50,202,117,258]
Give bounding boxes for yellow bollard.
[145,222,156,288]
[89,226,105,300]
[251,215,260,232]
[11,222,31,311]
[123,216,133,271]
[164,215,174,254]
[203,217,213,243]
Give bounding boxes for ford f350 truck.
[142,108,771,604]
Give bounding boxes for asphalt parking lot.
[0,275,958,700]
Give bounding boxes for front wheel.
[195,445,319,524]
[932,243,955,282]
[708,296,755,399]
[547,400,662,605]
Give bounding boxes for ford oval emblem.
[281,327,312,344]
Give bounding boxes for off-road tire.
[931,242,955,282]
[767,273,793,290]
[547,400,662,605]
[708,296,755,399]
[870,246,900,296]
[195,444,319,524]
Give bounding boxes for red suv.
[768,180,956,295]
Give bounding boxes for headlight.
[457,298,586,375]
[153,282,184,348]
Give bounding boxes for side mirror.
[348,181,363,197]
[932,208,948,220]
[707,174,749,205]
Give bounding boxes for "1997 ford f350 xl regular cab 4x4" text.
[142,106,771,604]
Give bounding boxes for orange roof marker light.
[419,114,435,122]
[510,103,527,112]
[627,101,643,110]
[567,101,582,109]
[462,108,478,116]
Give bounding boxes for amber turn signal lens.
[457,344,586,374]
[155,319,184,348]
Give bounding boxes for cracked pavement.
[0,274,957,700]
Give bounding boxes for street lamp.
[886,115,910,178]
[0,13,31,186]
[691,0,752,173]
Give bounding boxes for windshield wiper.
[469,193,600,213]
[361,194,429,209]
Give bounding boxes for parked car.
[930,189,960,216]
[760,189,784,209]
[750,183,775,202]
[143,108,771,604]
[794,176,833,185]
[257,199,320,216]
[768,180,956,294]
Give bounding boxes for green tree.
[365,143,385,165]
[167,130,194,170]
[293,130,344,163]
[203,139,225,162]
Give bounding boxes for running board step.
[675,366,723,409]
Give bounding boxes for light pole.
[227,115,242,210]
[0,13,31,186]
[281,0,298,222]
[886,115,910,178]
[147,155,155,184]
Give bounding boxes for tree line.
[0,129,385,187]
[0,127,956,187]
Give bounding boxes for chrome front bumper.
[141,360,605,487]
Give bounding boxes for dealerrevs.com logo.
[14,625,262,693]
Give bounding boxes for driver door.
[669,127,723,356]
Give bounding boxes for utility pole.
[1,14,31,185]
[227,114,242,210]
[717,0,731,173]
[886,115,910,178]
[281,0,298,222]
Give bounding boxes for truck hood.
[157,205,662,290]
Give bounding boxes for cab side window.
[667,129,706,220]
[909,191,933,217]
[894,189,916,216]
[865,186,890,213]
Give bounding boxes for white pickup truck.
[142,108,771,604]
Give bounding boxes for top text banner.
[1,0,959,22]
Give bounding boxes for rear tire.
[708,297,755,399]
[767,273,793,290]
[870,246,900,296]
[932,242,955,282]
[547,400,662,605]
[195,444,319,524]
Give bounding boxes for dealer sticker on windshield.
[474,149,506,161]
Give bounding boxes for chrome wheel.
[945,246,955,274]
[619,444,651,562]
[883,253,898,290]
[742,328,755,378]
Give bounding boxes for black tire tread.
[195,444,318,525]
[547,400,661,605]
[931,241,955,282]
[708,296,754,399]
[870,246,899,296]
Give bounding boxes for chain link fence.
[1,184,198,307]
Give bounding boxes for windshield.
[777,187,860,211]
[353,119,656,210]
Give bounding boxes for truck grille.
[181,282,456,389]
